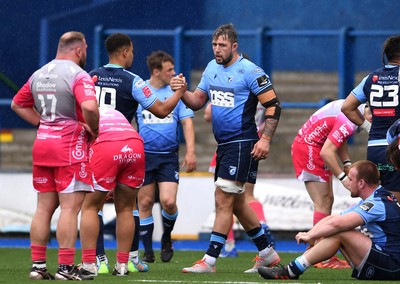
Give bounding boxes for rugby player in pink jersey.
[79,108,145,276]
[11,31,99,280]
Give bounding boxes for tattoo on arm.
[262,118,279,140]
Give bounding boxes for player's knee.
[215,177,244,194]
[161,200,176,212]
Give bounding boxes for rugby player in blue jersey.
[258,160,400,280]
[342,35,400,202]
[171,23,281,273]
[87,33,187,274]
[136,51,196,263]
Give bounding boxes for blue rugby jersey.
[351,65,400,145]
[342,186,400,261]
[197,54,273,144]
[136,80,194,153]
[386,118,400,143]
[89,64,157,122]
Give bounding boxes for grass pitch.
[0,248,395,283]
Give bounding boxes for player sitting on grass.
[258,160,400,281]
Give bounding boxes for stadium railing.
[2,27,398,118]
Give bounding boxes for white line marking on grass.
[128,280,306,284]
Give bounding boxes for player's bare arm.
[10,102,40,127]
[341,95,365,126]
[251,89,281,160]
[148,82,188,118]
[171,74,208,111]
[181,117,197,173]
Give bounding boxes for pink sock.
[116,251,129,264]
[249,200,266,223]
[313,211,328,225]
[58,248,75,266]
[82,248,96,263]
[31,244,47,262]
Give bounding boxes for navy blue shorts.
[215,141,259,184]
[143,152,179,185]
[368,145,400,192]
[352,243,400,280]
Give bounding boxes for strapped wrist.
[337,172,347,181]
[342,159,351,167]
[360,119,371,133]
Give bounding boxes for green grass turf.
[0,248,395,283]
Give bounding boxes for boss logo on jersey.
[210,85,234,107]
[257,75,270,88]
[142,109,174,124]
[359,201,375,212]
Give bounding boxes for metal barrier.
[2,27,399,116]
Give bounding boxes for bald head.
[57,31,85,52]
[56,31,87,68]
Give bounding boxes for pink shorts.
[291,140,331,183]
[33,162,94,193]
[90,139,145,191]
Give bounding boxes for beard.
[79,55,86,68]
[216,52,233,66]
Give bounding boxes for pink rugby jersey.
[295,100,358,148]
[13,59,97,166]
[94,108,143,143]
